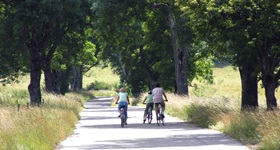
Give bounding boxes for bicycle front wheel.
[156,111,160,126]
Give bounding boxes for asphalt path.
[56,97,250,150]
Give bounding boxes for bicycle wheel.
[156,109,160,126]
[121,116,125,127]
[143,114,146,124]
[161,114,165,126]
[120,109,125,128]
[148,107,152,124]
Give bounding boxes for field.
[0,66,279,150]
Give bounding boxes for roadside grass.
[0,92,86,150]
[1,65,280,150]
[0,77,95,150]
[161,66,280,150]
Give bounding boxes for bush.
[184,104,218,128]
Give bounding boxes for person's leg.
[121,101,128,124]
[144,104,149,121]
[147,103,154,112]
[117,103,121,117]
[148,103,154,118]
[145,104,149,114]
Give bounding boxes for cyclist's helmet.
[148,90,152,94]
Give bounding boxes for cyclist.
[115,87,130,125]
[142,90,154,122]
[152,83,168,118]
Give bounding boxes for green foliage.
[92,0,215,94]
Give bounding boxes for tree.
[92,0,214,95]
[0,0,93,105]
[181,0,280,109]
[153,1,190,95]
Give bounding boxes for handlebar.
[115,102,131,104]
[143,100,168,104]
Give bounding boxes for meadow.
[0,66,279,150]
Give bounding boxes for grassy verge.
[160,66,280,150]
[0,87,95,150]
[1,65,279,150]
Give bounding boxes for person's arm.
[127,95,130,105]
[115,96,120,104]
[163,91,168,101]
[142,96,147,104]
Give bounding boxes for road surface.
[56,97,250,150]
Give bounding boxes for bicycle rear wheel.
[156,109,160,126]
[120,108,125,128]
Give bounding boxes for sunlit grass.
[161,66,280,150]
[0,76,95,150]
[0,93,82,150]
[83,66,120,90]
[1,65,280,150]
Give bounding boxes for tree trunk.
[262,74,277,110]
[257,36,278,110]
[71,65,83,91]
[42,61,61,94]
[41,44,60,94]
[28,47,42,106]
[239,65,258,110]
[167,8,188,95]
[152,2,189,95]
[139,45,159,89]
[60,69,71,94]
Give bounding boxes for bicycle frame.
[143,103,153,124]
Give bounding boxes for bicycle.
[143,103,153,124]
[119,105,126,128]
[116,102,127,128]
[155,100,168,126]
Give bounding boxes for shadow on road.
[62,132,241,150]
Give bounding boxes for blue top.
[118,92,128,102]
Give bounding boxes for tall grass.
[160,66,280,150]
[0,76,96,150]
[1,65,279,150]
[0,92,85,150]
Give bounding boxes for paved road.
[56,97,250,150]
